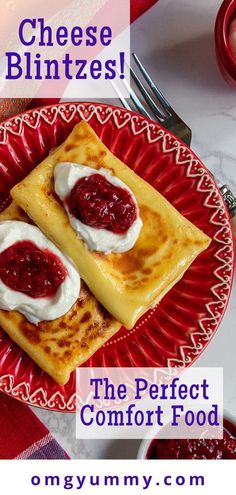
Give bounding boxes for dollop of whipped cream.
[0,221,81,324]
[54,162,143,254]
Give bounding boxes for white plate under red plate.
[0,102,234,411]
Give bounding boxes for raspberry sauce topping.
[146,428,236,459]
[66,173,137,234]
[0,241,67,298]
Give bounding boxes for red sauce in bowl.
[66,173,137,234]
[146,425,236,460]
[0,241,67,298]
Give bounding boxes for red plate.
[0,102,234,411]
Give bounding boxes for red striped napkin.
[0,393,69,459]
[0,0,159,120]
[131,0,158,22]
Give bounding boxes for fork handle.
[220,184,236,250]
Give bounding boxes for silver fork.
[115,53,192,147]
[113,53,236,228]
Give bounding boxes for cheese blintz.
[0,202,120,385]
[11,121,211,329]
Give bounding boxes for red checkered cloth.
[0,0,159,119]
[0,393,69,459]
[131,0,158,22]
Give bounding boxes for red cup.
[215,0,236,87]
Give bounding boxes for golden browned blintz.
[11,121,211,329]
[0,202,120,385]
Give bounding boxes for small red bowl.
[215,0,236,86]
[137,411,236,459]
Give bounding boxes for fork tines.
[112,53,192,146]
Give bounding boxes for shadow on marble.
[104,439,141,459]
[146,33,231,94]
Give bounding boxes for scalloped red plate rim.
[0,101,234,412]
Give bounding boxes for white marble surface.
[33,0,236,459]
